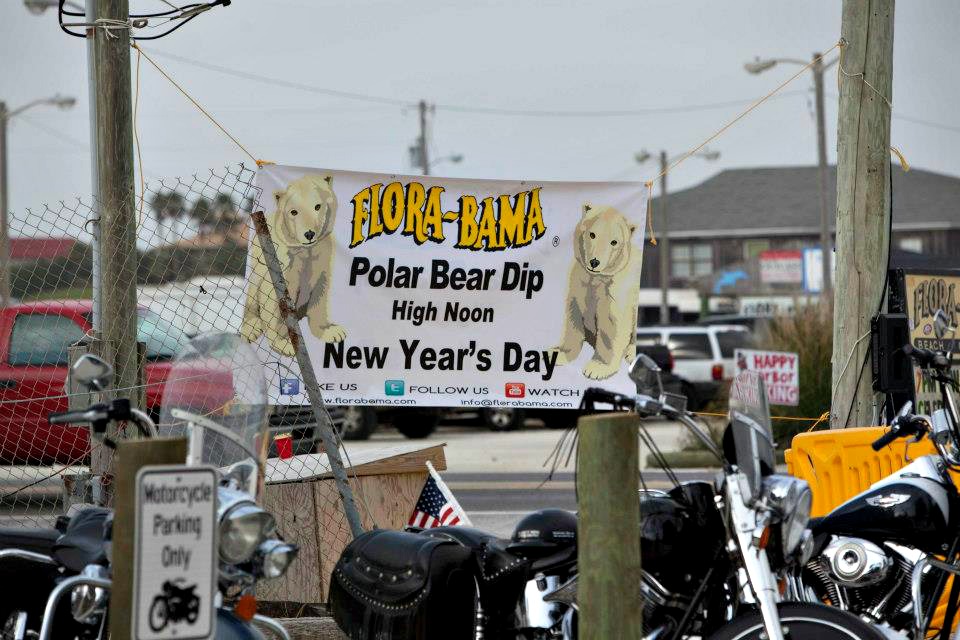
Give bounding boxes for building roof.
[10,238,77,261]
[657,165,960,238]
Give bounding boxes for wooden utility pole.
[95,0,138,403]
[831,0,895,428]
[418,99,430,175]
[658,151,669,324]
[91,0,141,502]
[577,412,642,639]
[812,52,832,296]
[0,104,10,307]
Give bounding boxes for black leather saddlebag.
[329,530,476,639]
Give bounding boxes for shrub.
[757,302,834,443]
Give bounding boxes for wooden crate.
[260,444,446,604]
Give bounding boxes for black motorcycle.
[0,340,297,640]
[556,358,887,640]
[790,310,960,639]
[149,580,201,632]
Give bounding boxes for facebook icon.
[280,378,300,396]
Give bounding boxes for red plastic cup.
[274,433,293,460]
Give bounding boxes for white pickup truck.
[635,325,753,409]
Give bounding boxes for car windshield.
[716,330,752,358]
[137,310,192,360]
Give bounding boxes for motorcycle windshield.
[158,332,268,495]
[727,370,775,498]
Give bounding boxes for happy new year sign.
[734,348,800,407]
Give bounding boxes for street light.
[636,147,720,324]
[23,0,84,14]
[745,52,839,295]
[0,94,77,305]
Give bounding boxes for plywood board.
[260,481,323,603]
[266,444,446,484]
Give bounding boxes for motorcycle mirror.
[629,354,663,399]
[934,309,956,341]
[71,354,114,393]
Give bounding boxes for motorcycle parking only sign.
[134,466,218,640]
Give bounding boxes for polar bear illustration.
[241,174,345,356]
[551,203,641,380]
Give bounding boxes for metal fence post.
[250,210,365,538]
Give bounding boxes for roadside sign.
[759,250,803,284]
[134,465,218,640]
[734,348,799,406]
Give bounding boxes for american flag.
[407,461,472,528]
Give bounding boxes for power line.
[142,48,813,117]
[892,113,960,135]
[140,49,960,132]
[15,115,89,150]
[146,49,412,106]
[823,92,960,135]
[433,92,810,117]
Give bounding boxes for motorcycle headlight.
[257,539,299,579]
[761,475,812,555]
[219,503,276,564]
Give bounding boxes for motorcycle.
[329,355,883,640]
[149,579,200,632]
[0,332,296,640]
[790,309,960,639]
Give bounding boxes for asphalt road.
[0,420,709,533]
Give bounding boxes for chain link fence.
[0,163,365,604]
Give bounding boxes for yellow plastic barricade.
[785,427,941,517]
[787,427,957,636]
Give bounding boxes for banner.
[902,272,960,414]
[244,165,648,408]
[734,348,799,406]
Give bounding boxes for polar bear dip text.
[551,204,641,380]
[241,174,346,356]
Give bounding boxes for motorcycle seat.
[0,527,60,556]
[526,543,577,575]
[52,507,111,573]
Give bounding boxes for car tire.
[394,410,440,439]
[337,407,377,441]
[483,408,525,431]
[538,409,580,430]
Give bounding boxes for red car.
[0,300,190,464]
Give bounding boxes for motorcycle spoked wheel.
[148,597,169,633]
[706,603,887,640]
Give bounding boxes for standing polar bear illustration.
[241,174,345,356]
[551,203,642,380]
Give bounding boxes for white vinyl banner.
[244,165,648,408]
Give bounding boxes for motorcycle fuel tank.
[639,483,725,594]
[813,456,954,554]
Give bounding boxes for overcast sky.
[2,0,959,216]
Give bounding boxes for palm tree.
[147,190,187,245]
[211,193,239,232]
